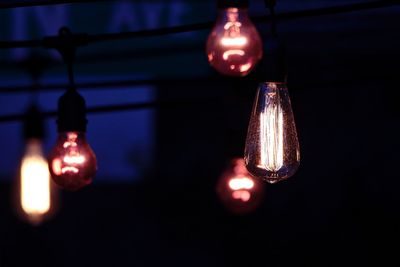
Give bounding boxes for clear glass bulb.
[244,82,300,183]
[48,132,97,191]
[216,158,264,214]
[17,139,56,225]
[206,7,263,76]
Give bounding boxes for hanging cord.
[0,97,222,123]
[53,27,88,133]
[265,0,278,37]
[44,26,89,89]
[56,27,78,90]
[260,0,287,82]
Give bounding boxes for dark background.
[0,0,400,266]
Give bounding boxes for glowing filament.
[61,166,79,174]
[20,153,51,217]
[228,177,254,190]
[220,36,247,47]
[63,155,85,164]
[223,50,245,60]
[259,88,284,172]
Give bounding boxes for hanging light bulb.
[49,131,96,190]
[48,89,97,191]
[19,140,53,225]
[217,158,264,214]
[48,28,97,191]
[244,82,300,184]
[16,105,57,225]
[206,0,263,76]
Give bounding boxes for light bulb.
[217,158,264,214]
[244,82,300,183]
[206,5,263,76]
[48,132,97,191]
[17,139,56,225]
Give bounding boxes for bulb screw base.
[57,89,87,133]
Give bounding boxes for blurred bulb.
[245,82,300,184]
[17,139,56,225]
[206,7,262,76]
[217,158,264,214]
[48,132,97,191]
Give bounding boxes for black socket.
[217,0,249,9]
[57,88,87,133]
[23,105,45,140]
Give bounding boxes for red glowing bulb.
[206,7,263,76]
[217,158,264,214]
[48,132,97,191]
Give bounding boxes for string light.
[206,0,262,76]
[0,1,393,192]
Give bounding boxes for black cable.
[0,97,221,123]
[0,77,226,93]
[0,72,397,94]
[0,0,210,9]
[261,0,286,82]
[0,0,117,9]
[264,0,277,37]
[258,0,400,24]
[0,0,398,49]
[88,21,213,43]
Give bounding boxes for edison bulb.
[217,158,264,214]
[17,139,55,225]
[206,7,262,76]
[245,82,300,184]
[48,132,97,191]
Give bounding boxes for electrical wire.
[0,97,221,123]
[0,72,396,94]
[0,0,217,9]
[0,0,398,49]
[264,0,277,37]
[0,77,227,93]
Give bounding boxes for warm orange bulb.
[206,8,263,76]
[216,158,264,214]
[48,132,97,191]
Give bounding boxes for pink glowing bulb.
[216,158,264,214]
[48,132,97,191]
[206,7,263,76]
